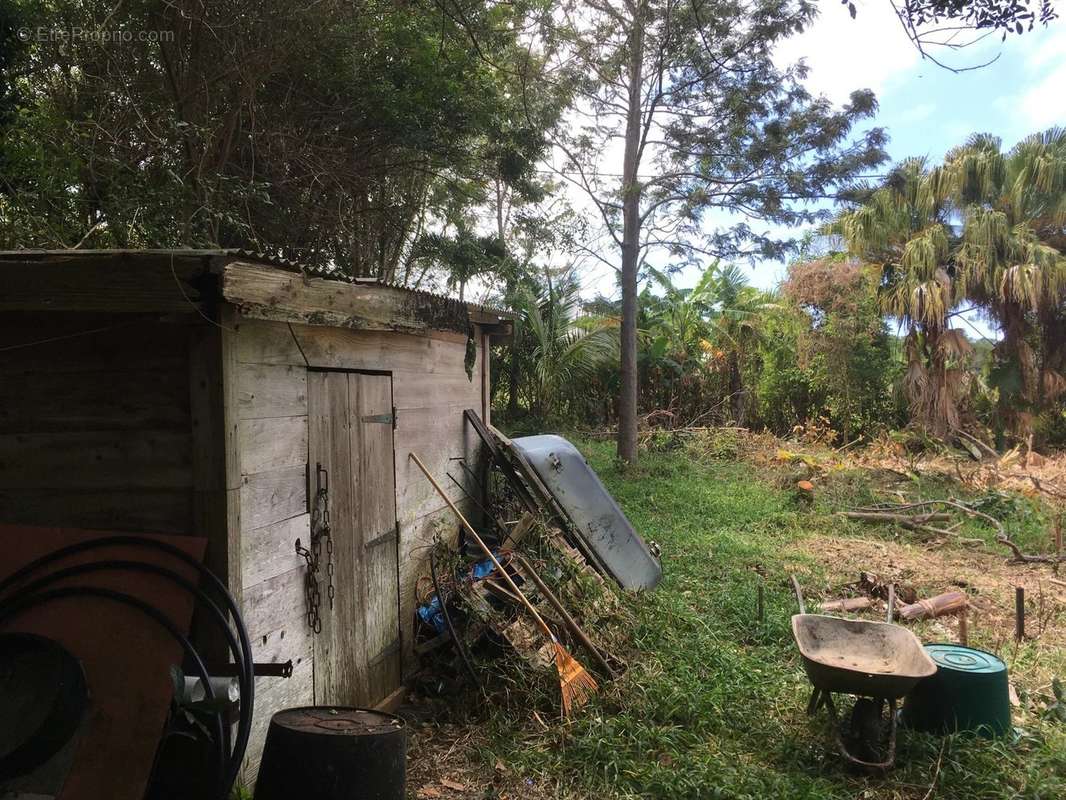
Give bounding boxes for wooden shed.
[0,249,512,781]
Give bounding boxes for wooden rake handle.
[514,553,616,678]
[408,452,554,640]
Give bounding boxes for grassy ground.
[426,435,1066,800]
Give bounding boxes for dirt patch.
[787,533,1066,702]
[851,437,1066,506]
[405,717,572,800]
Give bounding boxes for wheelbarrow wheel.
[849,698,885,764]
[824,694,897,772]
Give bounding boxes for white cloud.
[774,1,920,105]
[1013,24,1066,130]
[1024,32,1066,71]
[1018,58,1066,130]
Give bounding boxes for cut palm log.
[818,597,872,613]
[897,590,969,621]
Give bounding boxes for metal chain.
[323,491,335,609]
[296,463,334,634]
[295,534,321,634]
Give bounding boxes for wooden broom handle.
[409,452,554,639]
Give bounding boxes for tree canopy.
[1,0,1064,451]
[0,0,564,285]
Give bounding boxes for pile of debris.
[855,434,1066,505]
[839,498,1066,565]
[409,413,661,715]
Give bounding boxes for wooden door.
[307,371,400,706]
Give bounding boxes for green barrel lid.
[901,643,1011,738]
[924,644,1006,675]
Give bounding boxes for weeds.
[474,439,1066,799]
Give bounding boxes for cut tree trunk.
[818,597,872,613]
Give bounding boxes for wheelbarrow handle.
[790,574,806,614]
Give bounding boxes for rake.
[409,452,597,715]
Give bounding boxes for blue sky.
[749,1,1066,292]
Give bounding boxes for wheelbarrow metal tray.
[792,614,936,698]
[511,435,662,590]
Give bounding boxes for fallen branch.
[847,499,1066,565]
[838,510,958,540]
[994,536,1066,565]
[1003,472,1066,500]
[839,511,951,524]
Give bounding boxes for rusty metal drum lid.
[271,706,405,736]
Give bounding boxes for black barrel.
[254,707,406,799]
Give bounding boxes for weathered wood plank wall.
[0,312,195,533]
[233,315,485,784]
[233,322,312,784]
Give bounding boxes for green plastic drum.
[901,644,1011,737]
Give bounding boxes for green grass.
[479,439,1066,799]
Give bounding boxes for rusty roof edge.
[0,247,515,320]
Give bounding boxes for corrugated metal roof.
[0,247,514,319]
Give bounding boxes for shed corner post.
[189,303,244,625]
[480,325,491,427]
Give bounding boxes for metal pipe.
[446,472,507,541]
[790,575,806,614]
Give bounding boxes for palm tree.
[941,129,1066,436]
[518,275,618,420]
[703,264,778,427]
[643,262,776,426]
[829,159,973,437]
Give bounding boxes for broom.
[409,452,597,715]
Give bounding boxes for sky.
[566,2,1066,309]
[756,0,1066,292]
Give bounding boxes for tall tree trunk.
[924,327,955,439]
[506,276,521,418]
[999,303,1035,439]
[496,175,521,419]
[728,353,746,427]
[617,14,645,464]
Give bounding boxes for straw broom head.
[553,637,598,716]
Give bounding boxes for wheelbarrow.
[790,576,936,770]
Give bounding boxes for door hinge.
[361,411,394,425]
[364,528,398,549]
